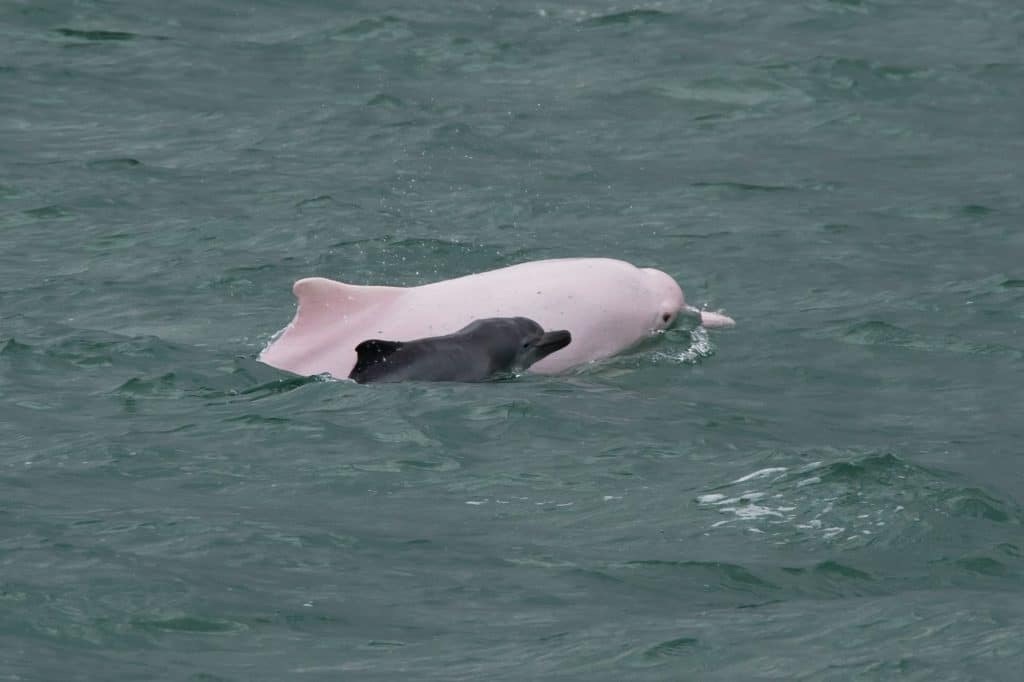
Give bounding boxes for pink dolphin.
[259,257,734,378]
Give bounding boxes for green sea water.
[2,1,1023,679]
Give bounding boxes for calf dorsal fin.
[349,339,404,382]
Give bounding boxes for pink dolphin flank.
[259,257,734,378]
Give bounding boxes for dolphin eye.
[662,313,672,323]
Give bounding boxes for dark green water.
[2,1,1023,679]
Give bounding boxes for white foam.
[666,326,713,363]
[720,504,784,520]
[731,467,788,484]
[698,457,910,546]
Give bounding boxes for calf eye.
[662,313,671,322]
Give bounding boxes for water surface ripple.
[2,0,1022,679]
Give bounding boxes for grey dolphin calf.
[348,317,572,384]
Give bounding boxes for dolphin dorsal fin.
[258,278,406,378]
[289,277,404,330]
[350,339,404,382]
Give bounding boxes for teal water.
[2,1,1023,679]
